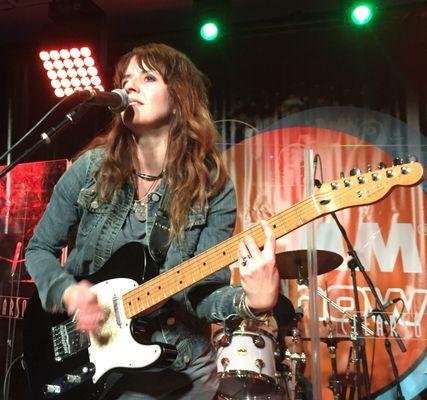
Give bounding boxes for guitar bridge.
[52,319,91,361]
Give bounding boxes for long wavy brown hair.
[81,43,228,240]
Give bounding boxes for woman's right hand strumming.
[62,280,103,333]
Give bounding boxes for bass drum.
[214,325,281,399]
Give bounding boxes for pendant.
[133,200,147,222]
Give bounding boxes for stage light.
[349,2,375,25]
[67,68,77,78]
[43,61,54,70]
[77,67,87,77]
[57,69,67,79]
[63,58,74,69]
[200,21,219,41]
[84,57,94,67]
[53,60,64,70]
[74,58,84,68]
[60,78,71,88]
[80,47,91,57]
[39,51,50,61]
[87,66,98,76]
[71,77,81,87]
[69,48,80,58]
[51,80,61,89]
[59,49,70,59]
[39,46,104,97]
[54,88,65,97]
[194,0,229,43]
[49,50,60,60]
[47,70,57,80]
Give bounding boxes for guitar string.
[61,189,325,336]
[63,168,409,330]
[122,174,392,313]
[125,162,418,313]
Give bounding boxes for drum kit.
[214,249,359,400]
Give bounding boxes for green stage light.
[350,3,374,25]
[200,21,220,41]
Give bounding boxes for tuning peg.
[340,171,345,179]
[378,162,387,169]
[405,154,418,163]
[350,168,361,176]
[393,157,403,166]
[367,164,372,172]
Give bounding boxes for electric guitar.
[23,161,424,399]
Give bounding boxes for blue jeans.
[102,349,218,400]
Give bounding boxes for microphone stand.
[0,101,91,180]
[330,212,407,400]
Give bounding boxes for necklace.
[132,177,161,222]
[135,171,164,181]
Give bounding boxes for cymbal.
[276,249,343,279]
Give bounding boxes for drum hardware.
[214,324,280,399]
[283,349,306,400]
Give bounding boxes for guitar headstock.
[317,161,424,209]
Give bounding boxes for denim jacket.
[25,148,243,371]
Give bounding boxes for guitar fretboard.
[121,160,423,319]
[122,193,324,318]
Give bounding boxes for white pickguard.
[88,278,162,383]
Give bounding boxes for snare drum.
[214,326,280,399]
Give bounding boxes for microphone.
[77,88,129,113]
[366,298,401,318]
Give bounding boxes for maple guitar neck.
[122,161,424,319]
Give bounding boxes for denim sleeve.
[188,177,243,322]
[25,151,91,312]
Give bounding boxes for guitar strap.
[148,181,172,263]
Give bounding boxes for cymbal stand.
[284,328,306,400]
[330,211,407,399]
[325,286,342,400]
[341,347,355,400]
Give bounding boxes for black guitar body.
[23,243,176,400]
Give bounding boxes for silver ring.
[241,256,250,266]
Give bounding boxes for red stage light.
[67,69,77,78]
[77,67,87,77]
[40,46,104,97]
[87,66,98,76]
[57,69,67,79]
[39,51,50,61]
[74,58,84,68]
[60,78,71,88]
[84,57,94,67]
[53,60,64,70]
[91,76,101,86]
[59,49,70,59]
[54,88,65,97]
[81,76,91,86]
[51,80,61,89]
[71,77,81,87]
[70,48,80,58]
[63,59,74,69]
[47,70,57,80]
[49,50,60,60]
[43,61,54,70]
[80,47,91,57]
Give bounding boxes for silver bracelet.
[237,292,272,322]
